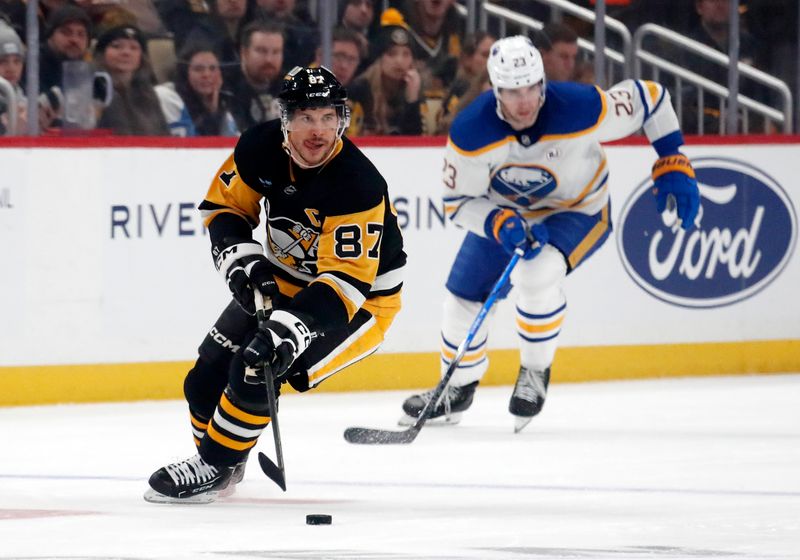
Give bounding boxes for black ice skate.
[143,453,236,504]
[398,381,479,426]
[509,366,550,433]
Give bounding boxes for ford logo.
[490,164,556,207]
[617,157,797,308]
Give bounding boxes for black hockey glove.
[242,310,317,385]
[213,238,278,315]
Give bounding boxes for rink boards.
[0,137,798,405]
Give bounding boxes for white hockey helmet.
[487,35,546,99]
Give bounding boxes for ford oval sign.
[617,157,797,308]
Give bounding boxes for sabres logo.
[267,216,318,274]
[490,164,557,208]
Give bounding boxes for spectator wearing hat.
[39,4,92,92]
[94,24,170,135]
[346,15,423,136]
[0,20,26,134]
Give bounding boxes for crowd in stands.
[0,0,795,136]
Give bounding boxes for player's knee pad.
[512,245,567,301]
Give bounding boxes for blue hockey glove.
[486,209,548,260]
[242,310,316,385]
[651,154,700,230]
[213,238,279,315]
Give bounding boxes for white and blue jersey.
[443,79,683,238]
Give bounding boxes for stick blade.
[343,426,420,445]
[257,452,286,491]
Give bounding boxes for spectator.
[682,0,762,132]
[0,20,26,134]
[689,0,757,61]
[0,1,26,37]
[184,0,249,69]
[347,19,423,136]
[160,43,238,136]
[339,0,376,63]
[94,24,170,135]
[538,22,579,82]
[313,27,363,87]
[254,0,317,69]
[75,0,167,38]
[157,0,214,53]
[437,30,494,134]
[226,20,284,132]
[391,0,464,94]
[39,5,92,92]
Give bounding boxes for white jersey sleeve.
[596,79,681,145]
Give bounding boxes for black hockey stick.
[344,248,524,445]
[247,289,287,491]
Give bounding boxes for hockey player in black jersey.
[144,66,406,503]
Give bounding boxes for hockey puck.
[306,514,332,525]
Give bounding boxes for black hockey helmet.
[278,66,348,111]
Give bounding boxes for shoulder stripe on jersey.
[643,80,660,105]
[448,135,515,156]
[650,88,667,118]
[634,80,651,123]
[540,85,607,142]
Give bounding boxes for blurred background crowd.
[0,0,796,137]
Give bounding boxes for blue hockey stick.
[344,247,524,444]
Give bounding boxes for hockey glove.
[213,238,278,315]
[242,310,317,384]
[651,153,700,230]
[485,208,549,260]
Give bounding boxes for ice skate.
[509,367,550,433]
[143,453,236,504]
[398,381,479,426]
[217,457,248,498]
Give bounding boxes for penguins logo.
[267,217,318,273]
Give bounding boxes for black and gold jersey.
[199,119,406,332]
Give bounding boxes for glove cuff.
[652,154,695,181]
[484,208,520,241]
[213,240,264,278]
[269,310,315,355]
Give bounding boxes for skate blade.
[513,415,533,434]
[143,488,219,504]
[397,412,462,427]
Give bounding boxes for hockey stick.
[343,247,525,445]
[248,289,287,491]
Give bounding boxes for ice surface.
[1,374,798,559]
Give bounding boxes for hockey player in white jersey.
[400,35,700,433]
